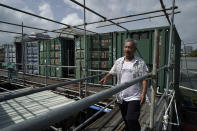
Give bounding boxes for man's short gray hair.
[124,38,137,48]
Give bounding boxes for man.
[99,38,148,131]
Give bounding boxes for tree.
[187,49,197,57]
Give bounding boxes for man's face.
[124,42,136,57]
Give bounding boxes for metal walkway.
[85,107,124,131]
[0,90,75,129]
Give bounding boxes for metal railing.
[0,63,167,131]
[0,73,105,102]
[1,72,151,131]
[73,99,116,131]
[0,0,180,130]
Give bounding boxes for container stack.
[75,26,181,88]
[24,41,39,75]
[89,34,113,84]
[39,39,50,76]
[75,37,85,79]
[75,34,113,85]
[39,37,74,78]
[4,44,16,63]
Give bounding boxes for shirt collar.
[123,56,139,64]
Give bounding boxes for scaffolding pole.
[83,0,88,97]
[0,3,96,34]
[22,22,25,86]
[0,29,21,35]
[1,74,150,131]
[69,0,128,31]
[61,6,177,30]
[0,20,75,36]
[165,0,176,96]
[73,99,115,131]
[0,73,105,102]
[96,11,180,28]
[160,0,171,24]
[149,29,159,130]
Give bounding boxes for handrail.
[0,64,169,131]
[0,73,105,102]
[1,73,151,131]
[73,99,116,131]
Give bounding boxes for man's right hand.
[99,73,113,84]
[99,78,107,84]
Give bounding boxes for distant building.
[184,46,193,54]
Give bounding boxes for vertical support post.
[22,22,25,86]
[150,29,159,130]
[163,1,176,130]
[79,39,82,98]
[165,0,175,93]
[45,65,48,86]
[83,0,88,97]
[67,50,69,77]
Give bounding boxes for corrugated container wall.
[24,41,39,75]
[74,26,181,91]
[39,37,74,77]
[3,44,16,64]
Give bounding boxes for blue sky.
[0,0,197,49]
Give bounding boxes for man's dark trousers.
[118,100,141,131]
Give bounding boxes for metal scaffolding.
[0,0,181,130]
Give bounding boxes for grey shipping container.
[24,41,39,75]
[3,44,16,63]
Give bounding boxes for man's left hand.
[140,93,146,105]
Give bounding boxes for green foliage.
[187,49,197,57]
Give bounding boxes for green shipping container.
[50,67,56,77]
[39,37,74,77]
[75,26,181,88]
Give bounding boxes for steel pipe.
[0,20,75,36]
[74,99,115,131]
[0,73,105,102]
[0,3,96,34]
[61,6,177,30]
[165,0,176,99]
[83,0,88,97]
[0,29,21,35]
[97,11,180,28]
[69,0,128,31]
[160,0,171,24]
[150,29,159,130]
[1,73,151,131]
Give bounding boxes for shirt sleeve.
[109,60,117,76]
[142,61,149,76]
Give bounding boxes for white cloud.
[61,13,83,26]
[39,3,54,19]
[0,0,197,49]
[63,0,197,44]
[0,1,59,44]
[175,0,197,43]
[1,0,24,6]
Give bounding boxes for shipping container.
[15,42,23,70]
[0,46,5,69]
[3,44,16,64]
[75,26,181,89]
[39,37,75,77]
[24,41,39,75]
